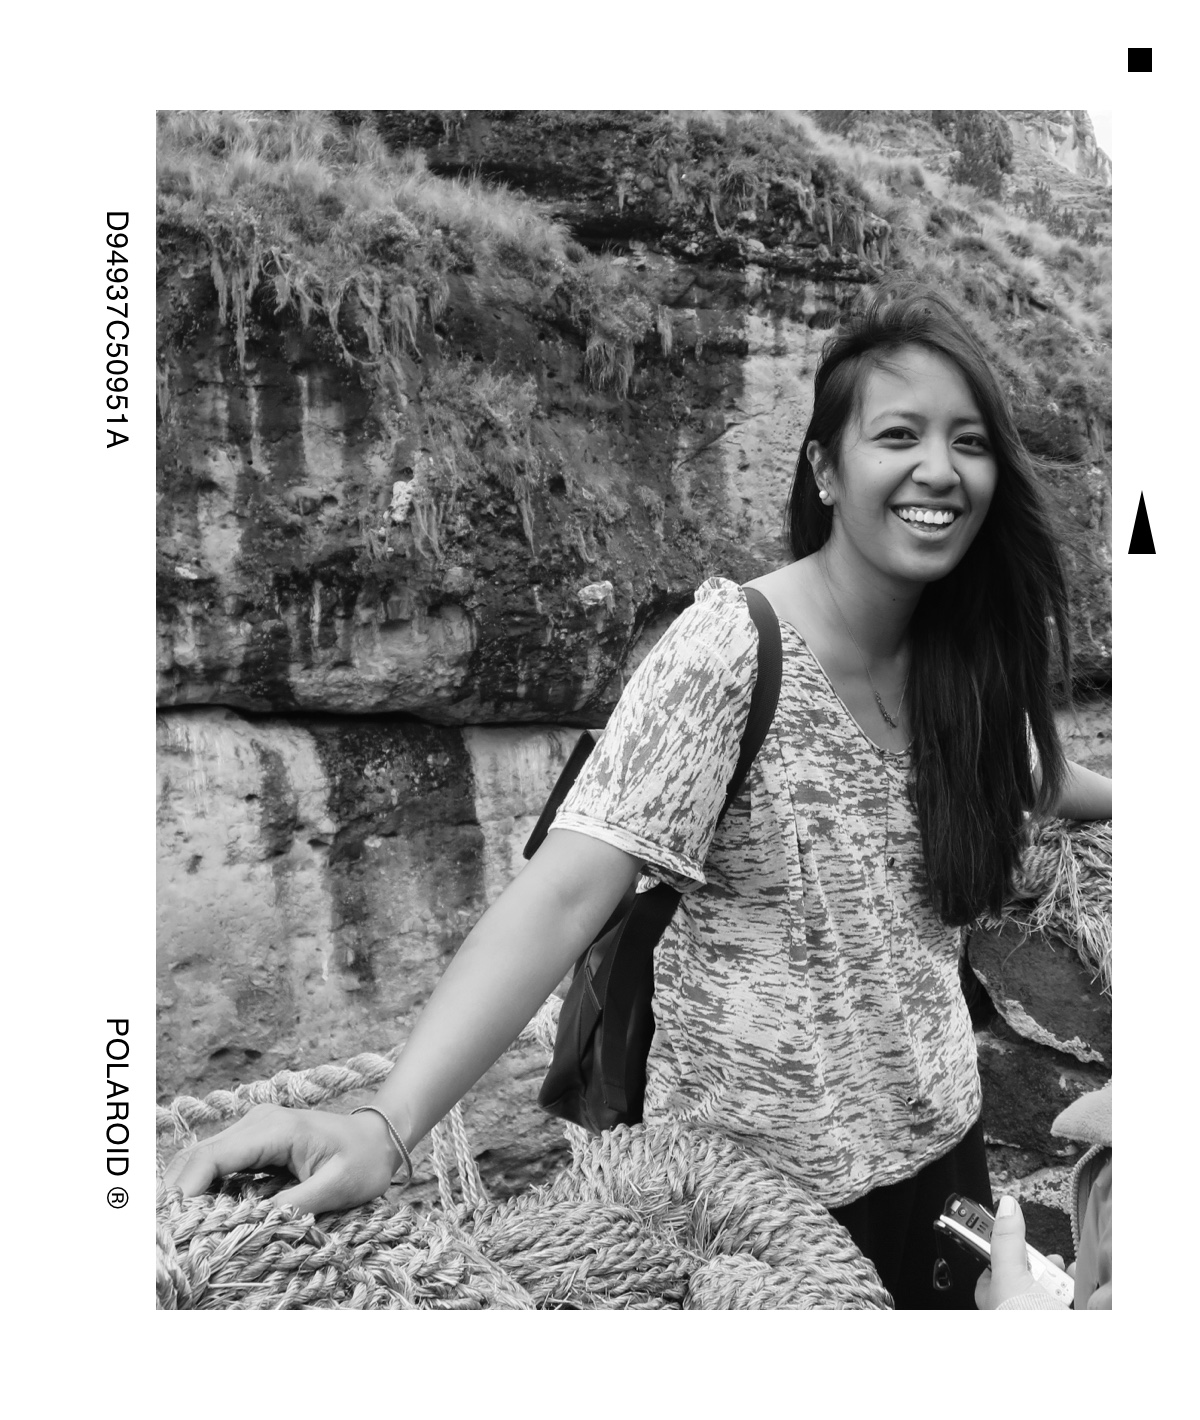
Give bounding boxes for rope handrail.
[157,1117,892,1310]
[156,1046,890,1308]
[977,817,1112,992]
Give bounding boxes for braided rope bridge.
[158,1091,891,1309]
[156,818,1109,1310]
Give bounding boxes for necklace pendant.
[874,691,898,729]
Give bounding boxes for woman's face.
[811,345,998,589]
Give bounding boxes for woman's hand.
[162,1103,401,1215]
[974,1195,1071,1310]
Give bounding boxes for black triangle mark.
[1129,492,1156,554]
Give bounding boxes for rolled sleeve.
[553,579,758,891]
[995,1283,1070,1310]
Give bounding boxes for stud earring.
[818,488,832,505]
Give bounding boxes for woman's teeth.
[895,508,957,525]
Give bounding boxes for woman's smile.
[890,503,962,536]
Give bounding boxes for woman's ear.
[807,441,833,504]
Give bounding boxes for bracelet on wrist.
[351,1105,414,1184]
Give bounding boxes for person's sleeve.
[995,1283,1070,1310]
[552,579,758,891]
[1076,1156,1112,1309]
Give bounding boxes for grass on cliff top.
[157,110,563,383]
[157,110,654,398]
[784,111,1111,447]
[664,109,866,209]
[650,109,1109,411]
[790,110,1110,305]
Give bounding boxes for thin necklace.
[818,558,909,731]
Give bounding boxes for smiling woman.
[765,286,1084,905]
[164,281,1110,1312]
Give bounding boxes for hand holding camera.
[934,1193,1075,1309]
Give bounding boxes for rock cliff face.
[157,229,826,722]
[1005,110,1111,186]
[157,111,1111,1219]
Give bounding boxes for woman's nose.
[912,440,960,488]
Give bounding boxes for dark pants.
[830,1118,994,1310]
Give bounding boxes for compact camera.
[933,1192,1075,1307]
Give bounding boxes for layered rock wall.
[158,710,578,1090]
[157,235,846,723]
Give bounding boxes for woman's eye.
[956,434,991,451]
[880,427,915,441]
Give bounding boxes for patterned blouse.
[553,577,981,1208]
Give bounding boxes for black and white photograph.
[152,107,1112,1312]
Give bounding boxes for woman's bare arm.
[1053,760,1112,820]
[163,828,640,1212]
[370,827,640,1148]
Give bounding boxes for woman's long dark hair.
[787,284,1071,925]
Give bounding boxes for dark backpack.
[523,587,783,1133]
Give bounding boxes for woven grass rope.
[976,816,1112,992]
[158,1071,890,1309]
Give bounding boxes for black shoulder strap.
[718,585,782,820]
[524,586,782,861]
[523,730,595,859]
[595,585,781,1117]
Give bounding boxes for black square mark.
[1129,47,1152,71]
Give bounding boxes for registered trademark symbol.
[107,1187,129,1209]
